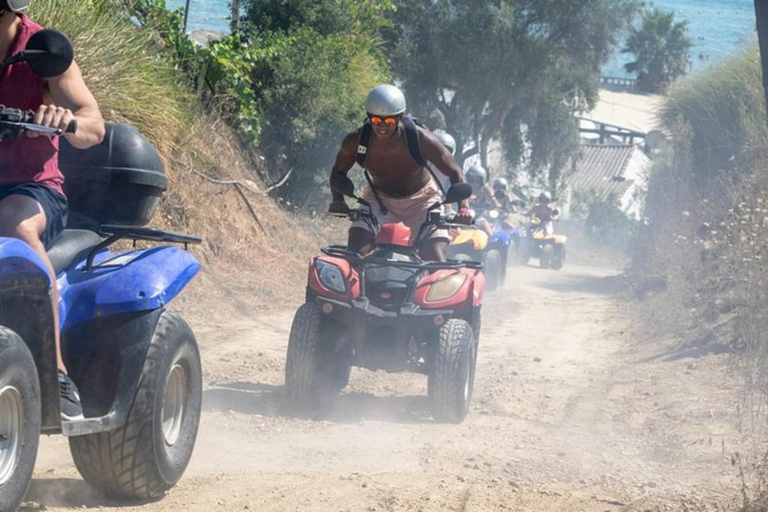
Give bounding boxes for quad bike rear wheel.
[484,249,503,292]
[69,311,202,499]
[551,244,566,270]
[0,328,40,512]
[540,244,554,269]
[428,319,476,424]
[285,303,350,412]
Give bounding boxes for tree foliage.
[385,0,637,191]
[622,8,693,93]
[238,0,394,204]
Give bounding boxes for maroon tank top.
[0,14,64,195]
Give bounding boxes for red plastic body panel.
[413,268,485,312]
[375,222,412,247]
[307,256,361,301]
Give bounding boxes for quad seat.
[47,229,103,274]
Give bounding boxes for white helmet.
[434,130,456,156]
[1,0,30,12]
[366,84,406,117]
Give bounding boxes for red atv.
[285,176,484,423]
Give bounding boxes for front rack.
[84,225,202,271]
[321,245,483,271]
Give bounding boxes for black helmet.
[465,165,487,186]
[0,0,30,12]
[493,177,509,191]
[539,191,551,203]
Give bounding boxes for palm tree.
[622,8,693,93]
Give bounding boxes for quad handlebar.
[0,106,78,140]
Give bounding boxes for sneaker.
[58,370,84,421]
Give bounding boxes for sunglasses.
[369,115,398,127]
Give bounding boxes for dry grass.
[632,47,768,510]
[27,0,338,315]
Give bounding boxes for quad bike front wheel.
[428,319,477,424]
[285,303,351,412]
[0,328,40,512]
[69,311,202,499]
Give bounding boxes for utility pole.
[756,0,768,124]
[183,0,191,33]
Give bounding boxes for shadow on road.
[531,273,624,296]
[203,381,434,425]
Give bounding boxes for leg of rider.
[0,195,65,371]
[420,239,448,262]
[347,227,374,255]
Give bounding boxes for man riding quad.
[526,192,559,230]
[464,164,496,239]
[329,85,472,261]
[491,177,522,231]
[0,1,105,420]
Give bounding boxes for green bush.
[31,0,191,153]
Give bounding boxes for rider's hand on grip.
[328,201,350,215]
[454,208,474,225]
[29,104,75,139]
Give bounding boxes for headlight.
[426,273,467,302]
[316,261,346,294]
[488,210,500,220]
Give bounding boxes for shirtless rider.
[329,85,472,262]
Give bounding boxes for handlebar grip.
[65,119,78,134]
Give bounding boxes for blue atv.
[447,208,512,292]
[0,31,202,512]
[483,209,514,291]
[487,208,526,267]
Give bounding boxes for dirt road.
[25,262,741,511]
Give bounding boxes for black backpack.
[356,115,427,168]
[354,116,445,214]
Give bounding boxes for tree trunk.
[756,0,768,126]
[230,0,240,34]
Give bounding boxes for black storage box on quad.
[59,123,168,227]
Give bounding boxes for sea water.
[169,0,756,78]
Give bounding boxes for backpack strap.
[355,121,388,215]
[402,116,449,196]
[401,116,428,167]
[356,121,373,167]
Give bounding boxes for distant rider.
[0,2,106,420]
[526,192,559,235]
[465,164,496,238]
[492,177,520,230]
[329,85,472,262]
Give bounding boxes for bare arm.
[419,129,472,217]
[330,131,359,203]
[36,60,105,149]
[419,129,464,186]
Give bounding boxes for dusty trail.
[24,262,740,511]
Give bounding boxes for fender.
[58,246,200,332]
[489,229,512,249]
[0,238,60,432]
[413,268,482,313]
[61,309,163,436]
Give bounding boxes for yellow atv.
[521,215,567,270]
[447,228,508,290]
